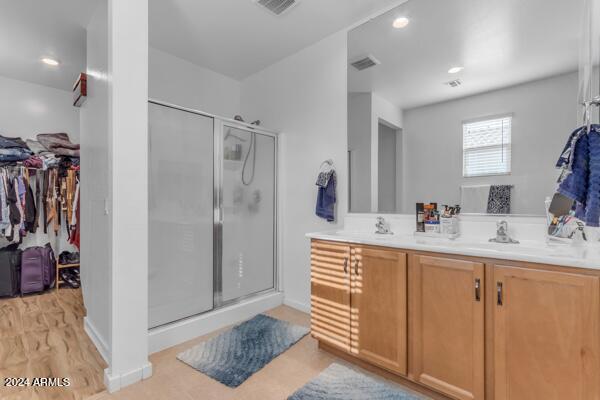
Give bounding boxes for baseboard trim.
[148,291,284,354]
[283,297,311,314]
[84,317,110,365]
[103,362,153,393]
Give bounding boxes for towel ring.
[320,159,334,170]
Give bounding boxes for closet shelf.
[56,262,80,292]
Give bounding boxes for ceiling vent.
[350,55,381,71]
[254,0,300,16]
[445,79,462,88]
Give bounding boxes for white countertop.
[306,230,600,271]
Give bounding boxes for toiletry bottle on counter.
[423,204,440,233]
[425,220,440,233]
[416,203,425,232]
[440,204,460,236]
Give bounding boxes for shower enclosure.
[148,100,277,329]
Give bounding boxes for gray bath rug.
[177,314,309,388]
[288,363,427,400]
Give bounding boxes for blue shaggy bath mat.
[177,314,309,387]
[288,363,427,400]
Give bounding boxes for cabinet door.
[493,266,600,400]
[310,240,352,352]
[352,246,407,375]
[410,255,485,400]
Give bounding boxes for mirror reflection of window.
[462,116,512,178]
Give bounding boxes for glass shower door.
[148,102,214,328]
[217,125,276,305]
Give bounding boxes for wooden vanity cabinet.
[352,246,407,375]
[409,255,485,400]
[310,239,600,400]
[310,240,408,374]
[492,265,600,400]
[310,240,352,352]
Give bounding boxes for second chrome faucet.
[489,220,519,244]
[375,216,393,235]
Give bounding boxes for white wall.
[348,93,371,212]
[105,0,151,392]
[81,0,111,365]
[348,91,402,212]
[149,47,241,118]
[370,92,402,211]
[378,123,397,213]
[402,72,578,215]
[0,74,80,141]
[241,31,348,312]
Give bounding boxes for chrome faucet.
[375,216,393,235]
[489,220,519,244]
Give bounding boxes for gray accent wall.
[401,71,578,215]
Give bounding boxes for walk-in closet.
[0,1,106,399]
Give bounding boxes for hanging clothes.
[69,180,80,249]
[0,172,9,232]
[0,134,80,247]
[24,175,37,233]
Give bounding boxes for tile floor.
[92,306,338,400]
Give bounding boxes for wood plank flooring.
[0,289,106,400]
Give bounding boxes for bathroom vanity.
[307,232,600,400]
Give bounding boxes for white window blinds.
[463,116,512,177]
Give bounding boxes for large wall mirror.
[347,0,595,215]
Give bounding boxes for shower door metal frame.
[213,119,279,309]
[148,98,279,323]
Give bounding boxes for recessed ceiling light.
[393,17,410,29]
[448,66,464,74]
[41,57,60,66]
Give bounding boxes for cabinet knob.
[354,259,359,276]
[497,282,503,306]
[343,258,348,274]
[475,278,481,302]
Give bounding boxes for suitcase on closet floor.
[20,244,55,295]
[0,244,21,297]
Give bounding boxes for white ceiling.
[348,0,584,110]
[0,0,402,90]
[149,0,401,80]
[0,0,99,91]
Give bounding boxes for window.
[463,116,512,177]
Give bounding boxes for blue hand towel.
[557,125,600,227]
[558,130,589,205]
[316,171,336,222]
[586,128,600,226]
